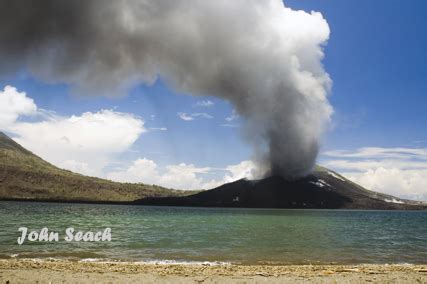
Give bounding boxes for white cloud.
[203,160,257,189]
[345,168,427,201]
[192,113,213,119]
[177,112,213,121]
[160,163,211,190]
[225,109,239,122]
[323,147,427,160]
[194,100,214,107]
[177,112,194,121]
[322,147,427,200]
[108,159,256,190]
[149,127,167,131]
[223,160,256,182]
[108,158,211,190]
[10,109,145,175]
[108,158,159,184]
[0,85,37,129]
[1,85,146,176]
[323,159,427,171]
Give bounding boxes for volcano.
[136,167,426,210]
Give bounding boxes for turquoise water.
[0,201,426,264]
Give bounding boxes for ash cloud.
[0,0,333,179]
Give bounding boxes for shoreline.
[0,259,426,283]
[1,199,426,211]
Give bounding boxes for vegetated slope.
[0,132,191,202]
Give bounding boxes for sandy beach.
[0,259,425,283]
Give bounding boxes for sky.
[0,1,426,200]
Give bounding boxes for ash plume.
[0,0,333,179]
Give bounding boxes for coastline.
[0,259,426,283]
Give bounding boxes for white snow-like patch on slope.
[327,171,345,181]
[310,181,324,187]
[384,198,405,204]
[310,179,331,188]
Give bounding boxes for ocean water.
[0,201,425,265]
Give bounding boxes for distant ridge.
[1,131,425,209]
[0,132,190,202]
[137,166,427,210]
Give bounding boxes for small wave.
[137,259,231,266]
[78,258,231,266]
[79,258,119,263]
[395,262,413,266]
[6,257,63,262]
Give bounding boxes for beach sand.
[0,259,426,283]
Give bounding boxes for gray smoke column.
[0,0,333,179]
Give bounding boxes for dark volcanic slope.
[0,132,191,202]
[137,167,426,210]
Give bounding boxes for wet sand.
[0,259,426,283]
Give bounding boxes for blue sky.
[1,1,426,199]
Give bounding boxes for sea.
[0,201,426,265]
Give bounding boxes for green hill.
[0,132,191,202]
